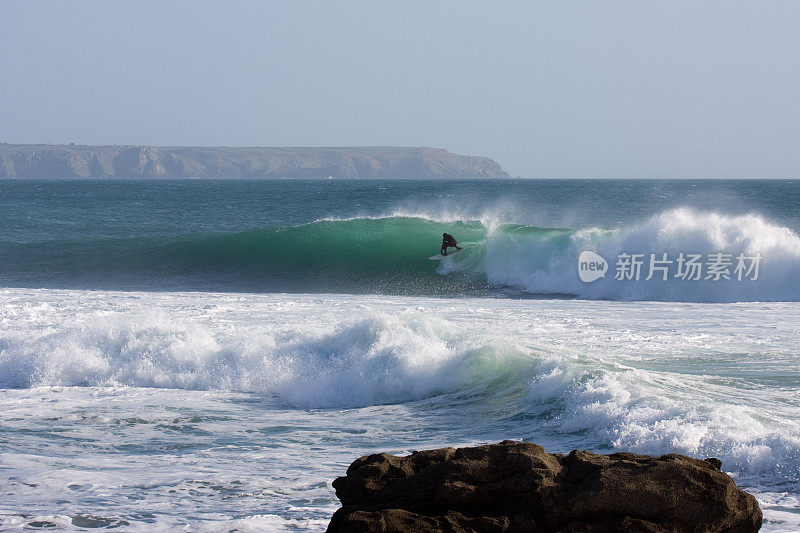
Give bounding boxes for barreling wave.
[1,208,799,301]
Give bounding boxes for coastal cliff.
[0,144,509,179]
[328,440,762,532]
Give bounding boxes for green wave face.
[0,217,504,294]
[4,210,792,301]
[183,217,492,294]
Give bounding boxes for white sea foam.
[0,289,798,530]
[479,208,800,301]
[0,307,529,408]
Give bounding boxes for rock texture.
[328,440,762,532]
[0,144,509,179]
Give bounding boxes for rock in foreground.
[328,440,761,532]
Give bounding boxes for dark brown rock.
[328,440,762,533]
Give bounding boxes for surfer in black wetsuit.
[441,233,461,255]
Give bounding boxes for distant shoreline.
[0,144,509,180]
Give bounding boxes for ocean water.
[0,179,799,531]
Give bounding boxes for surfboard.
[429,248,465,260]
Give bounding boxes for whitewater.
[1,289,798,530]
[1,179,799,530]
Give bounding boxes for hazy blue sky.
[2,1,799,178]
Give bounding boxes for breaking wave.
[1,299,798,487]
[1,208,799,301]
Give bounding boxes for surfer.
[441,233,461,255]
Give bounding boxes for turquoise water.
[0,179,799,530]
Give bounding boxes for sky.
[1,1,799,178]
